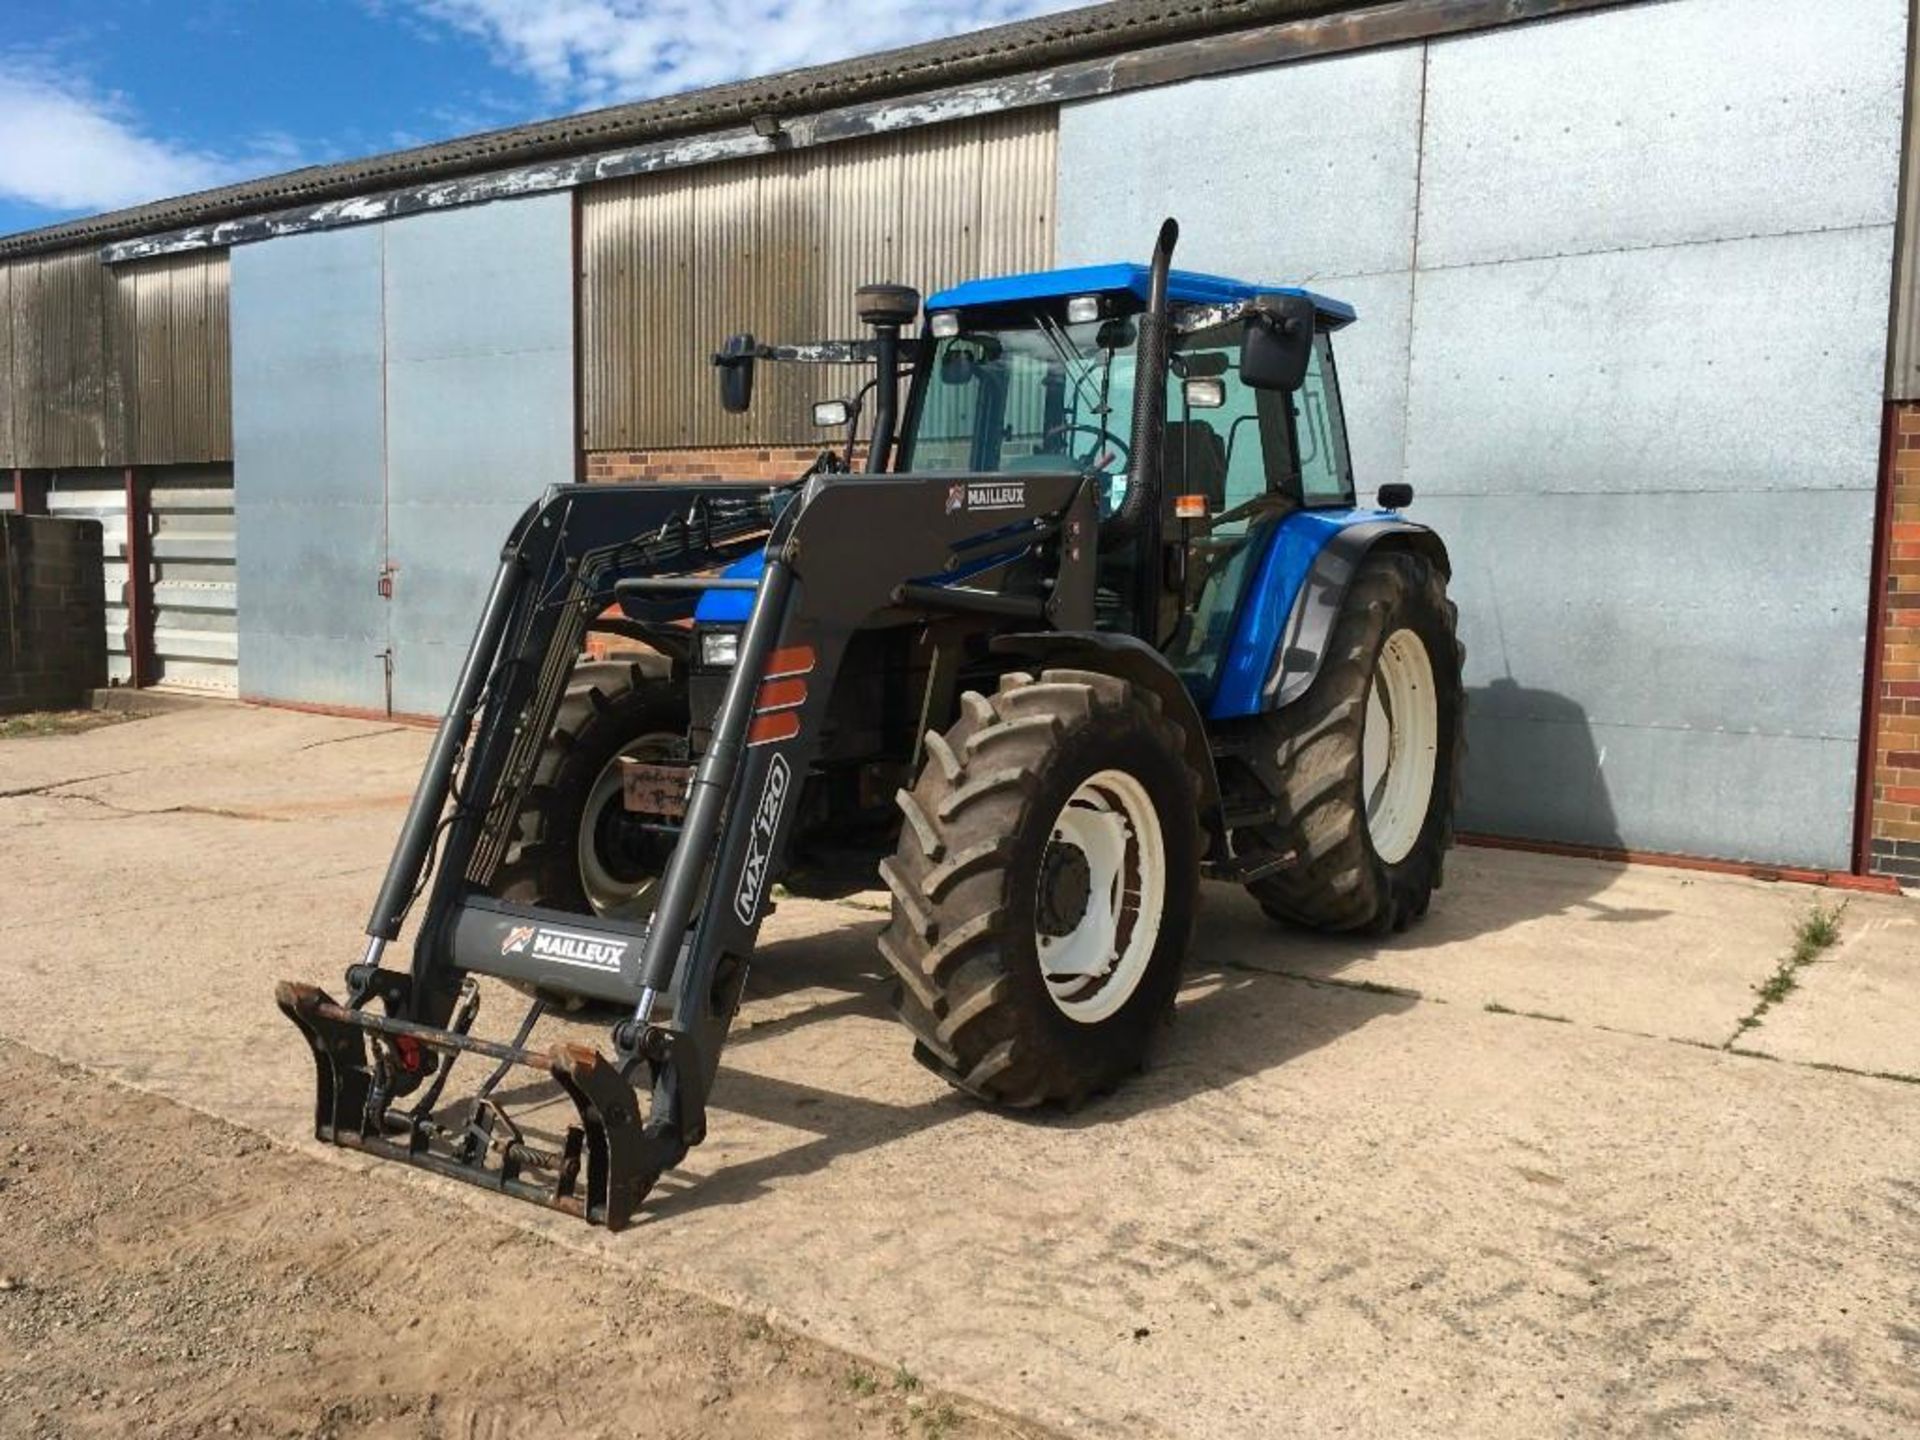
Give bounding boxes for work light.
[699,628,740,669]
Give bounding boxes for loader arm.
[280,466,1097,1228]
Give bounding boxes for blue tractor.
[279,220,1465,1227]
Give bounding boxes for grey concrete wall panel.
[1055,47,1421,491]
[1425,485,1874,868]
[1055,45,1422,283]
[381,194,574,717]
[1053,0,1903,866]
[1404,226,1896,497]
[231,226,389,711]
[1417,0,1906,271]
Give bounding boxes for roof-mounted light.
[1065,295,1101,324]
[929,310,960,339]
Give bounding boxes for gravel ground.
[0,1041,1044,1440]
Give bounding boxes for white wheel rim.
[1034,769,1166,1024]
[1362,628,1439,865]
[578,736,679,918]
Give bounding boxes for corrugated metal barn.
[3,0,1919,884]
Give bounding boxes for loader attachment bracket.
[275,980,669,1229]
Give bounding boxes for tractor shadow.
[508,681,1663,1219]
[634,906,1420,1220]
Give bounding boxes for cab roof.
[925,262,1356,329]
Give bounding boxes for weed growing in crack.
[1730,900,1846,1042]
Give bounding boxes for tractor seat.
[1163,420,1227,511]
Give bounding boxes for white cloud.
[0,61,297,216]
[406,0,1084,109]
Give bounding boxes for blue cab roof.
[926,262,1356,329]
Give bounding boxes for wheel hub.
[1033,770,1168,1025]
[1360,627,1440,866]
[1036,840,1092,938]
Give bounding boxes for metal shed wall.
[110,253,232,465]
[581,109,1056,450]
[0,247,232,468]
[232,195,573,716]
[1056,0,1907,868]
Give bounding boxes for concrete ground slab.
[1745,905,1920,1078]
[4,709,1918,1438]
[1195,849,1829,1047]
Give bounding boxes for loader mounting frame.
[278,468,1099,1228]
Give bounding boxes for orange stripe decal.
[763,644,816,679]
[756,676,807,712]
[747,711,801,746]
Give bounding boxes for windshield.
[902,319,1139,486]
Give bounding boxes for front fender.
[988,630,1221,813]
[1209,510,1448,720]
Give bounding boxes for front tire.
[489,660,688,922]
[1245,550,1464,934]
[878,670,1201,1107]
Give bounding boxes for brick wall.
[0,514,108,715]
[586,447,830,484]
[1868,404,1920,883]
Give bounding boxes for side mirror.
[714,332,757,413]
[1239,295,1316,392]
[1376,483,1414,510]
[812,398,854,428]
[1182,377,1226,410]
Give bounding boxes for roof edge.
[0,0,1350,260]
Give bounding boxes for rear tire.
[1245,550,1464,934]
[878,670,1201,1107]
[489,660,688,922]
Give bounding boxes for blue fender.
[1208,509,1448,720]
[693,549,766,623]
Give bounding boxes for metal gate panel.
[381,194,574,718]
[231,227,389,711]
[150,466,235,693]
[45,472,129,684]
[1055,0,1903,869]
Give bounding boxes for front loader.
[278,219,1465,1228]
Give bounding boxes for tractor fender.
[1263,519,1450,710]
[988,630,1221,810]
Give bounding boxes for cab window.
[1293,335,1354,506]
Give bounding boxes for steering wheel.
[1051,423,1131,475]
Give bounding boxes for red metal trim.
[746,710,801,746]
[11,470,47,516]
[763,644,817,678]
[123,467,155,688]
[1459,832,1904,896]
[755,675,807,711]
[1851,402,1899,876]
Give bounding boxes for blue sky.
[0,0,1078,239]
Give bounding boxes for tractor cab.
[893,264,1362,708]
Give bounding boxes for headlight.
[698,628,740,669]
[929,310,960,338]
[1065,294,1101,324]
